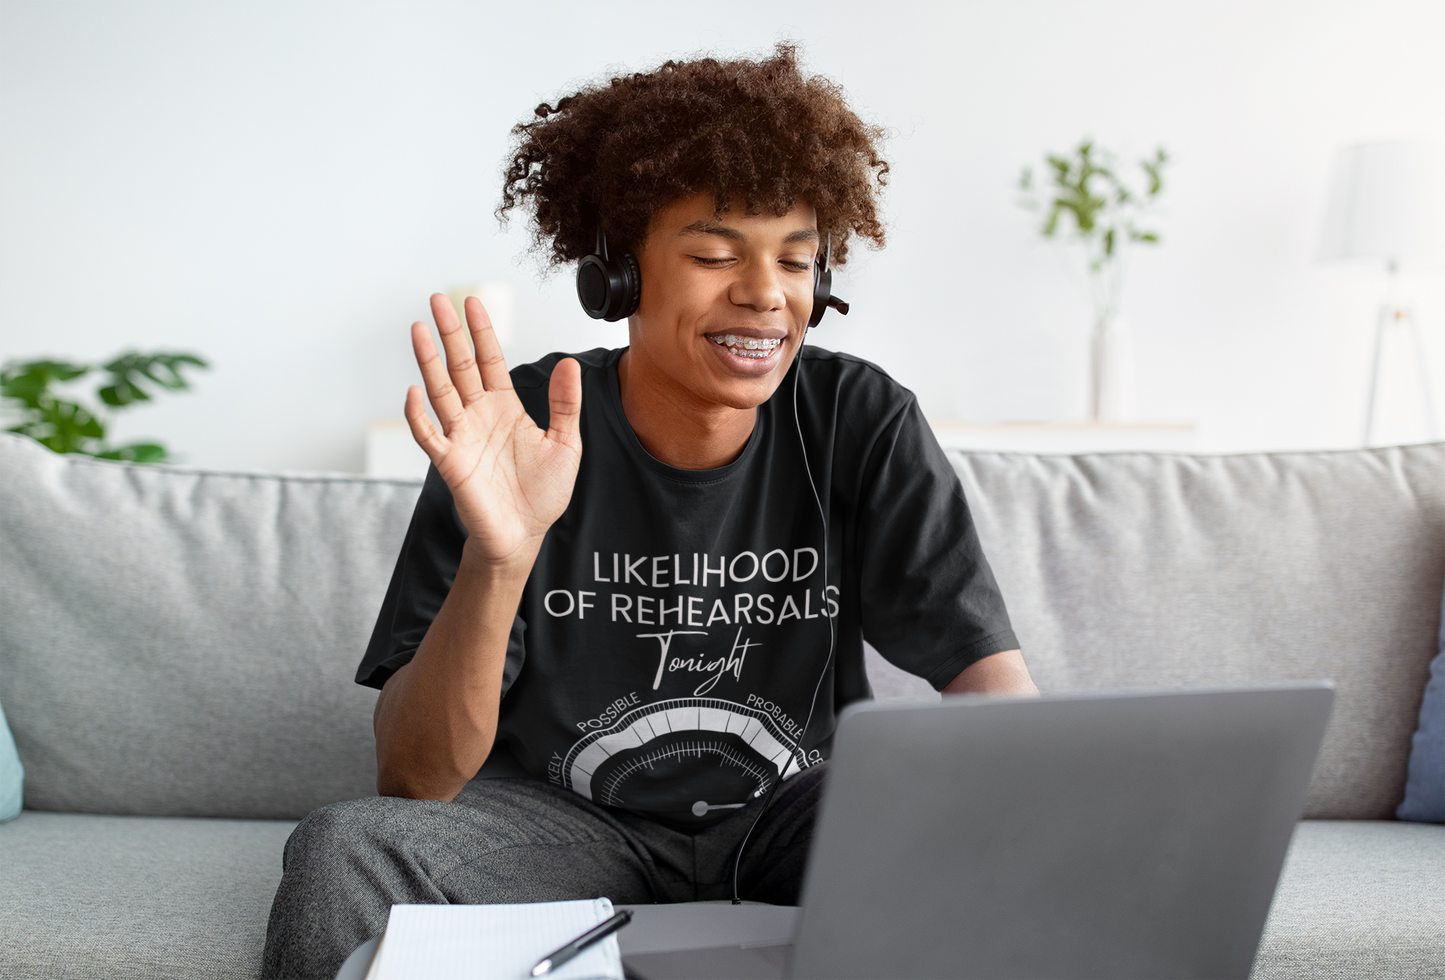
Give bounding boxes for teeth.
[709,334,782,358]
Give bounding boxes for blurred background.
[2,0,1444,474]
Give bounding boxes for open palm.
[405,294,582,564]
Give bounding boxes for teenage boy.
[262,45,1037,980]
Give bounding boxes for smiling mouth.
[707,334,784,359]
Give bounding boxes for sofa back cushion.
[952,445,1445,819]
[0,434,421,819]
[4,433,1441,821]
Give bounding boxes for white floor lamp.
[1318,140,1444,446]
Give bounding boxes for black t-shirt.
[358,345,1017,828]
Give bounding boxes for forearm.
[373,539,534,800]
[942,648,1039,697]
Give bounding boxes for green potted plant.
[1018,141,1169,421]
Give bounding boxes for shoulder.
[510,347,617,391]
[510,348,618,425]
[794,345,918,434]
[789,346,943,492]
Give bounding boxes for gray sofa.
[2,430,1443,979]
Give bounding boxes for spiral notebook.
[365,898,623,980]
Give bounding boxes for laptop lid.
[788,684,1333,980]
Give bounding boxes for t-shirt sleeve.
[356,465,527,692]
[857,397,1018,690]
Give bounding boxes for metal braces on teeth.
[710,335,782,351]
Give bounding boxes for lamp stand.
[1364,298,1438,446]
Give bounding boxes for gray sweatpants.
[261,767,827,979]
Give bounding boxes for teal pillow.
[1398,586,1445,822]
[0,698,22,821]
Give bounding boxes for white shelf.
[930,421,1197,454]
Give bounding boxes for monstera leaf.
[1,351,208,462]
[97,352,209,407]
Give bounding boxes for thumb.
[546,357,582,449]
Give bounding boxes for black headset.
[575,227,641,322]
[576,226,849,327]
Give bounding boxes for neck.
[617,349,757,469]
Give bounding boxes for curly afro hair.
[498,43,888,268]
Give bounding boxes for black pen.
[530,909,633,977]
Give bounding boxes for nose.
[728,259,787,314]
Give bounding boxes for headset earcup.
[577,255,611,319]
[615,250,641,321]
[576,250,641,322]
[808,262,832,329]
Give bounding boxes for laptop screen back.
[789,685,1333,980]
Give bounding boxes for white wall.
[3,0,1443,471]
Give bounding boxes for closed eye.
[691,255,812,272]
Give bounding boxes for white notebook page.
[367,898,622,980]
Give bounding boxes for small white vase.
[1090,314,1135,422]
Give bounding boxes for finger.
[404,385,449,463]
[411,320,465,429]
[429,294,486,406]
[545,357,583,449]
[465,295,514,393]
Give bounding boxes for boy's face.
[627,192,820,411]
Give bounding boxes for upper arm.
[357,467,470,690]
[854,394,1020,690]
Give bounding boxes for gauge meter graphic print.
[562,697,808,828]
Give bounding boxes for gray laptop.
[619,684,1333,980]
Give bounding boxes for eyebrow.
[679,221,819,245]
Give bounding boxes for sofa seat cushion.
[1253,820,1445,978]
[0,811,295,980]
[2,814,1439,980]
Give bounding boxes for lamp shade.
[1318,140,1444,267]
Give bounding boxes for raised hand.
[405,293,582,567]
